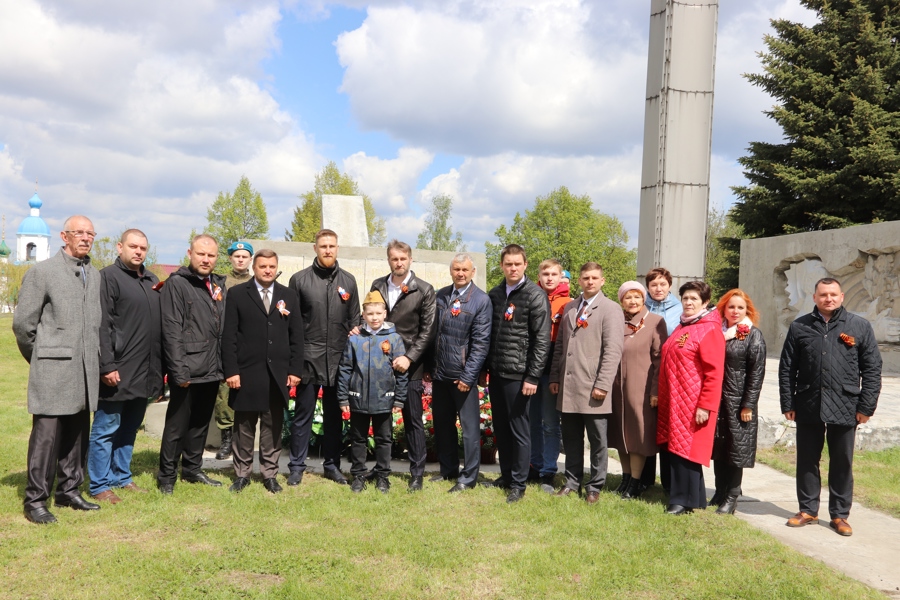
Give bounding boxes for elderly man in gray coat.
[13,215,103,524]
[549,262,624,504]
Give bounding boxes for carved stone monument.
[740,221,900,374]
[322,194,369,247]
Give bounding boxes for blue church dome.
[28,193,42,209]
[18,216,51,237]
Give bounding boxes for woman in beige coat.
[549,263,624,502]
[610,281,668,500]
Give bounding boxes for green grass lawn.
[0,315,884,599]
[757,442,900,519]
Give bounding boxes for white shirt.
[255,278,274,307]
[451,281,473,300]
[577,293,599,315]
[387,272,412,310]
[505,278,525,298]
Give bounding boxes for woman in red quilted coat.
[657,280,725,515]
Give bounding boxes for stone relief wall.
[740,221,900,374]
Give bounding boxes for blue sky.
[0,0,816,264]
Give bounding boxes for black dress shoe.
[487,477,510,490]
[527,466,541,482]
[716,494,739,515]
[448,482,476,493]
[376,476,390,494]
[363,469,377,482]
[287,471,303,486]
[323,468,348,485]
[506,488,525,503]
[24,507,57,524]
[55,494,100,511]
[429,474,457,482]
[351,475,367,493]
[158,482,174,495]
[229,477,251,493]
[408,476,423,492]
[615,473,632,495]
[665,504,694,515]
[182,472,223,487]
[263,478,283,494]
[709,491,725,507]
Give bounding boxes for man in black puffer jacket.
[780,277,882,536]
[158,234,227,493]
[431,253,492,492]
[486,244,550,502]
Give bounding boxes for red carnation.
[485,428,493,436]
[428,427,435,434]
[289,386,297,398]
[368,426,374,436]
[342,411,350,421]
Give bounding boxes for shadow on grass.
[0,470,26,501]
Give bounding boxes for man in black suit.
[365,239,436,491]
[222,249,304,494]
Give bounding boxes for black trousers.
[233,380,285,480]
[668,451,707,509]
[713,460,743,496]
[432,380,481,486]
[349,412,393,477]
[402,379,426,478]
[796,421,856,519]
[491,376,532,491]
[157,381,219,484]
[288,383,342,473]
[560,412,608,494]
[641,452,670,490]
[24,411,90,510]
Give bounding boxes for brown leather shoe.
[830,518,852,536]
[119,482,148,493]
[91,490,122,505]
[786,512,818,527]
[585,491,600,504]
[555,487,579,497]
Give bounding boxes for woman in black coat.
[711,289,766,515]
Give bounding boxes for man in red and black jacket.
[485,244,551,503]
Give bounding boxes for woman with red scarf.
[657,280,725,515]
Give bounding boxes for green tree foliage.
[484,186,636,294]
[416,194,465,252]
[0,262,32,310]
[206,176,269,259]
[732,0,900,238]
[705,206,744,302]
[286,161,386,246]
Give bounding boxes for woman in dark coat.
[610,281,667,500]
[711,289,766,515]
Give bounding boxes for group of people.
[12,215,882,538]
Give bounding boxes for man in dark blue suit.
[221,249,304,494]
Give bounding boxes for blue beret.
[562,270,572,279]
[227,241,254,256]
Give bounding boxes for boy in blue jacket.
[338,290,408,493]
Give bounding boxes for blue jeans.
[538,375,561,477]
[88,398,148,495]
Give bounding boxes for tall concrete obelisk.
[636,0,718,289]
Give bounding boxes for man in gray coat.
[13,215,103,524]
[549,262,624,504]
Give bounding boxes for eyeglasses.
[64,230,97,239]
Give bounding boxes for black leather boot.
[615,473,632,495]
[716,494,739,515]
[709,490,725,508]
[215,428,233,460]
[621,477,643,500]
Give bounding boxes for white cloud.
[335,0,647,156]
[0,0,321,262]
[343,147,434,211]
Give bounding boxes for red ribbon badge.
[504,303,515,321]
[840,333,856,347]
[450,298,461,317]
[338,286,350,301]
[381,340,391,355]
[735,324,750,341]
